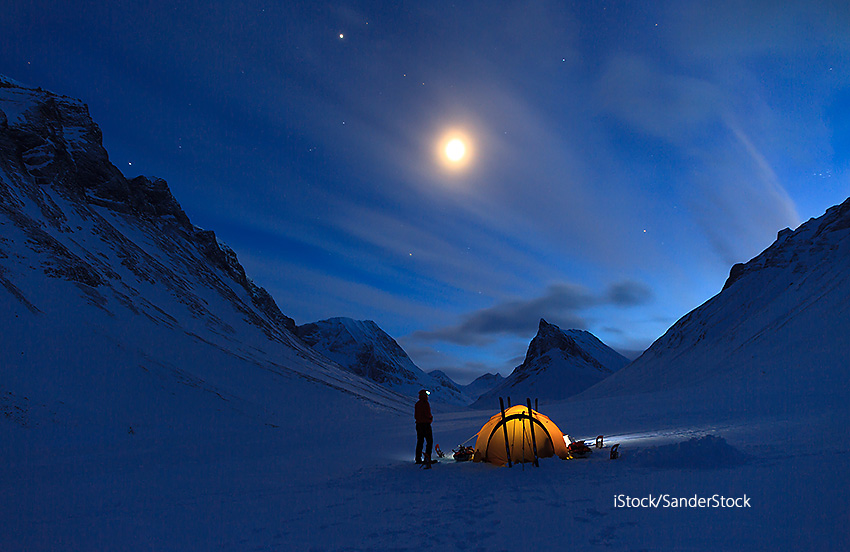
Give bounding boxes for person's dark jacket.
[414,398,433,424]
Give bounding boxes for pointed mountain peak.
[534,318,572,343]
[472,325,628,407]
[525,322,590,369]
[526,319,600,367]
[535,318,591,341]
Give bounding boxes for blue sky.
[3,1,849,382]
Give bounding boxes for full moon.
[436,131,473,172]
[445,139,466,162]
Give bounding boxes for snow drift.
[631,435,749,469]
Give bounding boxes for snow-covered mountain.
[462,372,504,401]
[473,319,629,407]
[428,369,466,395]
[296,317,471,405]
[582,197,850,412]
[0,76,410,435]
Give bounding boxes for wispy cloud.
[684,118,801,265]
[596,53,724,143]
[412,281,653,346]
[593,50,802,266]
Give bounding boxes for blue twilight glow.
[2,1,848,382]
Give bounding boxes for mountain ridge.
[473,319,628,407]
[296,317,471,405]
[0,75,411,434]
[580,196,850,404]
[461,372,505,401]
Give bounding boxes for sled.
[452,445,475,462]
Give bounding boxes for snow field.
[4,379,847,551]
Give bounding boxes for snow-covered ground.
[3,377,846,551]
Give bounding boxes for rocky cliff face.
[723,199,850,291]
[473,319,628,407]
[0,76,295,339]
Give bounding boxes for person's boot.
[423,453,432,469]
[415,457,422,464]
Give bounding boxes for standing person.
[415,389,434,467]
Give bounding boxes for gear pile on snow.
[452,445,475,462]
[566,440,592,459]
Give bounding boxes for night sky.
[4,1,849,383]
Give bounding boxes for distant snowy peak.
[522,319,627,374]
[473,320,628,407]
[296,317,416,385]
[462,372,504,401]
[428,370,464,394]
[296,318,471,405]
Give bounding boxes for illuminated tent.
[473,404,570,466]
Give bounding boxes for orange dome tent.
[473,404,570,466]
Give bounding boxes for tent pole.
[526,398,539,467]
[499,397,512,468]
